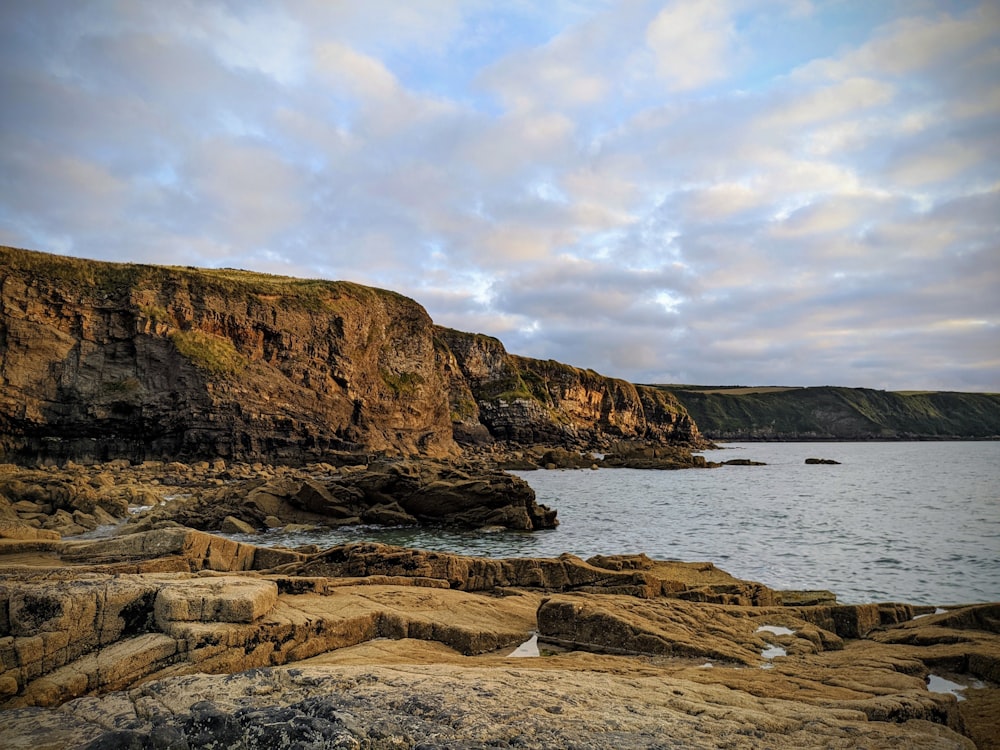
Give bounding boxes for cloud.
[315,42,401,100]
[645,1,735,91]
[1,1,998,392]
[825,6,999,78]
[885,139,982,187]
[187,138,305,247]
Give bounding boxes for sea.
[230,442,1000,606]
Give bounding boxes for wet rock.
[600,441,712,469]
[114,459,557,533]
[220,515,257,535]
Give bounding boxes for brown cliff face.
[434,327,704,448]
[0,247,702,463]
[0,247,456,462]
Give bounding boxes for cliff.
[662,385,1000,441]
[0,247,702,463]
[435,327,703,448]
[0,247,457,463]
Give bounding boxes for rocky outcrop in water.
[0,458,557,540]
[0,247,704,465]
[1,532,996,749]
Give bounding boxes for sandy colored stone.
[0,524,61,541]
[0,662,976,749]
[154,578,278,624]
[219,514,256,534]
[278,542,780,603]
[0,527,996,747]
[59,528,258,572]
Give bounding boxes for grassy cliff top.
[0,245,415,311]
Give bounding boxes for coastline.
[1,525,998,747]
[1,457,997,748]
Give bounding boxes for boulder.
[220,515,257,535]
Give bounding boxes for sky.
[1,1,998,392]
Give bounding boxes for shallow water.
[229,442,1000,606]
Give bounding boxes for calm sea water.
[234,442,1000,606]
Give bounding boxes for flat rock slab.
[536,593,841,665]
[0,663,976,750]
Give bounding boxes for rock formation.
[1,246,704,465]
[0,459,557,539]
[436,326,704,448]
[0,531,996,748]
[0,247,456,463]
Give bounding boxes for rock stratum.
[0,246,703,465]
[0,526,997,749]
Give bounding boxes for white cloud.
[315,42,401,100]
[886,140,981,187]
[187,139,304,247]
[762,77,894,127]
[645,1,734,91]
[832,7,999,77]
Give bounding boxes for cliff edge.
[0,247,701,463]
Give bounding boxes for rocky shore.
[0,460,997,749]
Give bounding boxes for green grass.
[381,369,425,397]
[0,245,407,315]
[168,329,248,376]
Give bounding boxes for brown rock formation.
[0,247,704,466]
[0,458,558,539]
[0,247,456,463]
[436,326,705,448]
[274,544,776,602]
[117,459,555,533]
